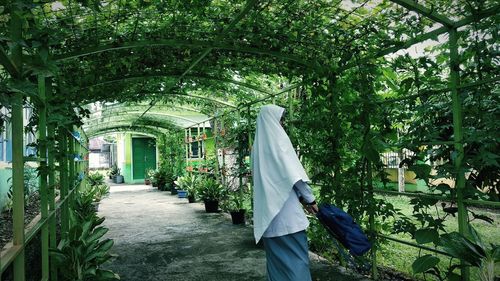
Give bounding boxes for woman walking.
[252,104,318,281]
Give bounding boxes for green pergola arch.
[54,39,316,69]
[77,73,274,96]
[91,103,206,115]
[86,125,165,139]
[84,111,204,129]
[1,1,499,281]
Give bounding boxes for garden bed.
[0,192,41,250]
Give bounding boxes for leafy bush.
[107,165,120,177]
[412,226,499,281]
[3,167,39,212]
[177,174,199,196]
[50,217,120,281]
[198,178,226,202]
[88,172,105,187]
[50,185,120,280]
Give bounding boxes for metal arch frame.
[94,103,205,115]
[389,0,454,27]
[86,125,164,139]
[339,4,500,72]
[84,118,177,131]
[83,111,203,127]
[137,91,238,108]
[53,39,314,68]
[83,121,173,131]
[76,73,274,96]
[82,88,237,108]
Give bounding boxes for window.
[5,123,12,162]
[0,133,4,162]
[188,128,204,159]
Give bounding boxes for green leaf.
[88,226,109,243]
[69,225,83,241]
[410,164,432,184]
[96,239,114,253]
[440,232,484,266]
[471,213,494,224]
[412,254,440,274]
[448,272,461,281]
[492,245,500,262]
[435,183,451,194]
[415,228,439,244]
[96,269,121,280]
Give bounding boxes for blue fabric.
[263,230,312,281]
[317,204,371,256]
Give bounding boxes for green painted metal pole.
[220,118,226,184]
[360,72,378,279]
[246,106,253,211]
[10,4,25,281]
[184,129,189,170]
[449,28,470,281]
[367,158,378,280]
[58,130,69,240]
[37,75,50,280]
[68,132,75,227]
[45,78,57,281]
[11,94,25,281]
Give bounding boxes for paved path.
[100,184,371,281]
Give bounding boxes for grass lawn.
[376,194,500,281]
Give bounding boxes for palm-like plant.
[199,178,225,202]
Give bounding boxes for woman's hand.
[305,203,318,215]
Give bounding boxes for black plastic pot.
[170,185,177,195]
[230,209,246,225]
[188,194,196,203]
[204,200,219,213]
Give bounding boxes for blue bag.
[316,204,371,256]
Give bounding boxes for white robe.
[252,104,310,243]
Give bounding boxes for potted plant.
[228,193,246,225]
[169,173,178,195]
[108,164,119,182]
[114,168,124,184]
[220,186,247,225]
[199,177,225,213]
[148,169,158,187]
[175,176,188,198]
[155,169,168,191]
[187,175,199,203]
[180,174,199,203]
[144,169,152,185]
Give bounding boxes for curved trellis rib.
[93,103,205,114]
[83,111,205,128]
[339,4,500,72]
[76,73,273,96]
[53,39,315,69]
[86,125,165,139]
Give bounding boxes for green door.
[132,138,157,180]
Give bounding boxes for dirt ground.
[99,184,372,281]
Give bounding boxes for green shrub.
[199,178,226,202]
[177,174,199,196]
[88,172,105,187]
[50,187,120,280]
[50,217,120,281]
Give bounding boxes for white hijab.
[252,104,310,243]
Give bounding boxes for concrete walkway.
[99,184,371,281]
